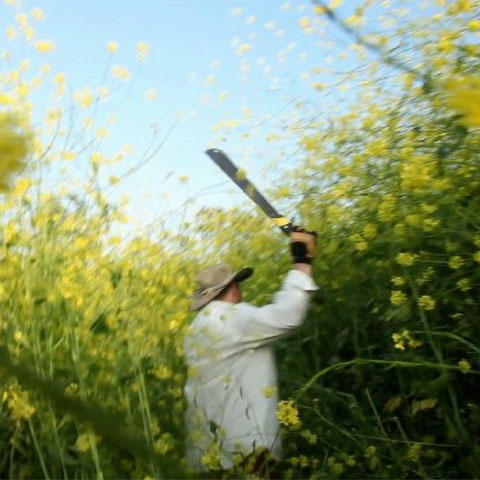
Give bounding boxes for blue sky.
[0,0,436,235]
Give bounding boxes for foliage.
[0,0,479,479]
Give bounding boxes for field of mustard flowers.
[0,0,480,478]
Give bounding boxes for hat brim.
[190,266,254,311]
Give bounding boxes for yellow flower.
[7,26,17,41]
[469,20,480,30]
[145,88,157,100]
[154,433,172,454]
[363,223,377,238]
[299,16,310,28]
[15,178,33,196]
[64,383,79,396]
[458,359,471,373]
[407,443,421,462]
[0,93,15,105]
[422,218,440,232]
[355,240,368,251]
[35,40,55,53]
[301,429,317,444]
[364,445,376,457]
[392,276,405,286]
[0,113,30,192]
[392,330,422,350]
[457,279,471,291]
[73,87,94,108]
[54,72,66,84]
[418,295,435,310]
[236,43,252,55]
[262,386,277,398]
[344,455,356,466]
[16,13,28,26]
[395,252,417,266]
[107,41,118,53]
[74,432,100,453]
[111,65,130,81]
[152,365,172,380]
[3,386,36,421]
[421,203,437,214]
[277,400,301,428]
[98,86,110,99]
[230,7,243,16]
[13,330,25,344]
[390,290,407,306]
[137,42,150,61]
[392,332,406,350]
[201,442,221,470]
[31,8,45,20]
[444,75,480,128]
[406,214,422,227]
[400,155,436,191]
[204,74,215,86]
[19,60,31,74]
[448,256,463,269]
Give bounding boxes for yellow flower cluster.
[201,442,221,470]
[395,252,417,266]
[0,113,30,192]
[448,255,464,269]
[111,65,131,81]
[2,385,36,421]
[137,42,150,61]
[458,359,471,373]
[392,330,423,350]
[418,295,435,310]
[74,432,101,453]
[444,75,480,128]
[390,290,407,306]
[277,400,301,428]
[262,385,277,398]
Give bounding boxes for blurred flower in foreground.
[0,113,31,192]
[444,75,480,128]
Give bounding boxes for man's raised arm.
[232,227,318,347]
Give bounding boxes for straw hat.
[191,263,253,311]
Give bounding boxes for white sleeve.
[232,269,318,348]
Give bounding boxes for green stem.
[28,418,50,479]
[296,358,479,399]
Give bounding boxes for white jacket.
[184,269,318,470]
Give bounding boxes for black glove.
[290,226,317,264]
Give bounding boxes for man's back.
[184,269,318,471]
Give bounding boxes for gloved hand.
[290,226,317,264]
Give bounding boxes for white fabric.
[184,269,318,470]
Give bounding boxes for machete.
[205,148,293,235]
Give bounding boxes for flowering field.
[1,0,480,478]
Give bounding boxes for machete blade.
[205,148,293,235]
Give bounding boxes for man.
[184,228,318,474]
